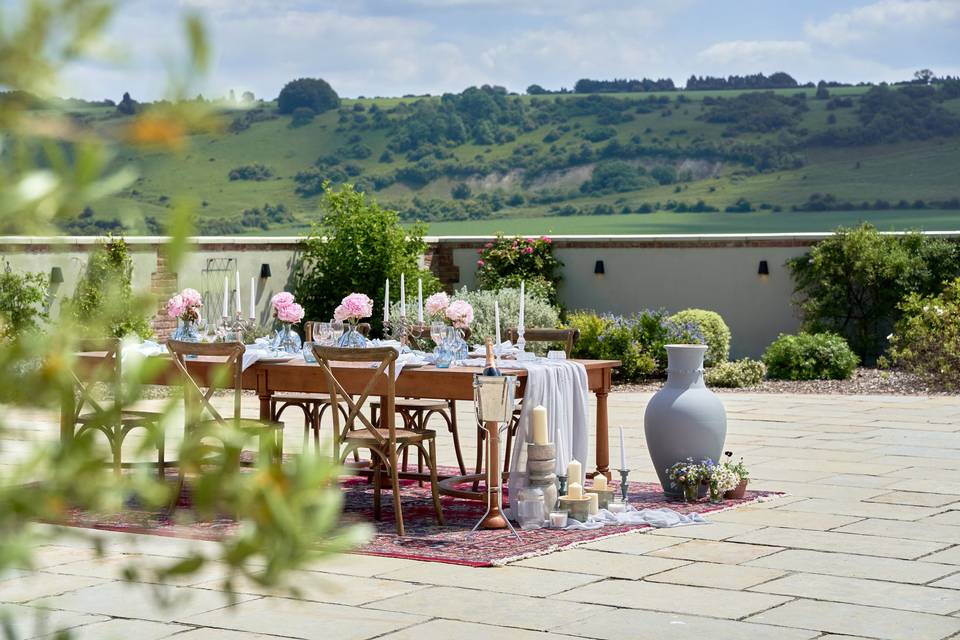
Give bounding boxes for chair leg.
[447,401,467,476]
[388,446,404,537]
[373,455,382,521]
[427,439,444,526]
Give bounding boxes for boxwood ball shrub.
[669,308,730,365]
[705,358,766,388]
[762,332,859,380]
[886,277,960,390]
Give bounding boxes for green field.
[57,80,960,236]
[422,209,960,236]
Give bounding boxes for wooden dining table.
[65,354,622,479]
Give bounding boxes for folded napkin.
[470,340,518,356]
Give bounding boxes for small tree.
[451,182,472,200]
[116,91,138,115]
[69,237,153,339]
[0,265,48,341]
[277,78,340,115]
[294,184,440,335]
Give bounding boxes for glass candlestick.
[617,469,630,503]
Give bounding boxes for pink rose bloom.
[271,291,295,310]
[484,242,493,248]
[524,246,534,254]
[181,288,202,307]
[277,302,305,323]
[542,236,552,243]
[477,259,485,266]
[166,294,185,319]
[425,291,449,317]
[446,300,474,329]
[334,293,373,322]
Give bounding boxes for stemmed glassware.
[430,322,446,348]
[329,320,344,345]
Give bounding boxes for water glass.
[302,341,317,363]
[547,350,567,360]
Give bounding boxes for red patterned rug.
[58,466,778,567]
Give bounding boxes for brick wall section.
[150,251,178,341]
[424,242,460,291]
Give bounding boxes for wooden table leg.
[257,369,271,421]
[593,389,612,480]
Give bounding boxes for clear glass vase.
[273,322,302,354]
[338,322,367,348]
[449,327,468,362]
[172,319,201,342]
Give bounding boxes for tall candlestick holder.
[557,474,568,502]
[617,469,630,503]
[221,314,257,344]
[384,316,417,351]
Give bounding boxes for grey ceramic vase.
[644,344,727,497]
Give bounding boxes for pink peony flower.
[277,302,305,324]
[425,291,449,317]
[181,288,202,307]
[271,291,295,310]
[166,294,185,319]
[446,300,474,329]
[333,293,373,322]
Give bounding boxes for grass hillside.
[59,80,960,235]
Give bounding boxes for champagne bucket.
[474,375,519,423]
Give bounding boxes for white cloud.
[805,0,960,45]
[697,40,812,66]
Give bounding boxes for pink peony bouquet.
[271,291,304,324]
[425,291,450,317]
[333,293,373,323]
[445,299,474,329]
[166,288,202,322]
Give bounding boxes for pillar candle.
[587,492,599,516]
[384,279,390,323]
[222,276,229,318]
[531,405,548,445]
[567,482,583,499]
[619,426,627,470]
[567,459,582,486]
[494,300,501,346]
[399,273,406,317]
[593,475,608,491]
[235,270,242,313]
[249,276,255,319]
[417,279,423,323]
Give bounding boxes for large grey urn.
[644,344,727,497]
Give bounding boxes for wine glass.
[329,320,344,345]
[430,322,446,347]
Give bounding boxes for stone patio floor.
[3,391,960,639]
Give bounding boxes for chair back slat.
[506,327,580,357]
[71,338,123,421]
[166,340,245,425]
[312,346,397,449]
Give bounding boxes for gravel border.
[614,367,956,396]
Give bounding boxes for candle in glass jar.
[567,482,583,499]
[531,405,548,445]
[566,459,582,486]
[593,475,608,491]
[608,500,627,514]
[549,511,568,528]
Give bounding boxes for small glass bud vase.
[683,482,700,503]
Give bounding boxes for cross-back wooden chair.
[476,328,582,481]
[271,321,370,453]
[313,345,443,536]
[167,340,284,501]
[369,325,470,478]
[71,338,165,478]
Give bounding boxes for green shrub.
[0,265,48,341]
[669,309,730,365]
[293,184,440,336]
[886,277,960,389]
[705,359,765,388]
[568,309,704,382]
[788,223,960,362]
[762,332,859,380]
[452,286,559,348]
[69,237,152,339]
[476,234,563,306]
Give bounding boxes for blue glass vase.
[172,319,200,342]
[451,328,469,362]
[338,322,367,348]
[273,322,302,354]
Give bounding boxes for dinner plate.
[258,354,295,364]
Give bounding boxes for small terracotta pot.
[724,479,748,500]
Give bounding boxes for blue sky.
[59,0,960,101]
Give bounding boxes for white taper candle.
[222,276,229,318]
[399,273,406,317]
[384,279,390,323]
[249,276,255,319]
[494,300,501,347]
[235,270,241,313]
[619,426,627,470]
[417,279,423,323]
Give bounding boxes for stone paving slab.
[6,392,960,640]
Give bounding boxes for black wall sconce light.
[594,260,605,275]
[50,266,64,285]
[259,263,272,279]
[758,260,770,278]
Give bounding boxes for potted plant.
[667,458,703,502]
[722,451,749,499]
